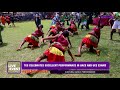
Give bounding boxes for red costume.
[70,24,77,32]
[50,25,56,29]
[50,28,58,36]
[24,29,44,47]
[44,34,69,62]
[82,26,101,48]
[1,16,6,25]
[6,16,11,25]
[69,20,77,33]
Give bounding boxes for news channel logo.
[7,61,21,74]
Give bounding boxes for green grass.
[0,20,120,78]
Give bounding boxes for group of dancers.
[1,12,120,75]
[0,14,16,45]
[17,12,120,60]
[0,15,15,27]
[17,15,105,75]
[17,14,104,64]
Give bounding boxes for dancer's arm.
[75,41,84,57]
[67,37,72,48]
[42,35,58,40]
[39,34,59,46]
[67,49,75,61]
[17,40,26,51]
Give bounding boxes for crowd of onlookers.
[0,12,113,25]
[0,12,101,22]
[13,12,55,21]
[0,12,55,22]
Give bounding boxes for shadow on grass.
[20,43,47,51]
[40,43,47,48]
[98,46,109,56]
[22,46,40,50]
[112,40,120,43]
[113,48,120,53]
[74,50,96,57]
[100,37,109,40]
[80,46,109,57]
[0,43,8,47]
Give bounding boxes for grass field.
[0,20,120,78]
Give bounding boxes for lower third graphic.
[7,61,21,74]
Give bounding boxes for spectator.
[10,15,15,27]
[35,14,41,28]
[65,14,69,25]
[77,12,81,29]
[51,13,60,25]
[86,13,93,30]
[0,23,4,45]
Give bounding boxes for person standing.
[60,14,65,23]
[65,14,69,25]
[10,15,15,27]
[110,12,120,40]
[0,23,4,45]
[77,12,81,29]
[35,14,41,28]
[109,12,115,28]
[51,13,60,26]
[86,13,93,30]
[56,12,60,21]
[81,13,87,30]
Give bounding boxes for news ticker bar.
[50,70,109,74]
[22,62,110,70]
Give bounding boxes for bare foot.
[26,70,39,77]
[31,46,34,50]
[17,48,21,51]
[96,50,100,56]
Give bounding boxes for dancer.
[17,25,44,50]
[37,30,74,62]
[46,24,56,35]
[68,20,78,35]
[47,22,73,48]
[75,17,104,57]
[0,15,6,26]
[6,15,11,26]
[26,31,74,75]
